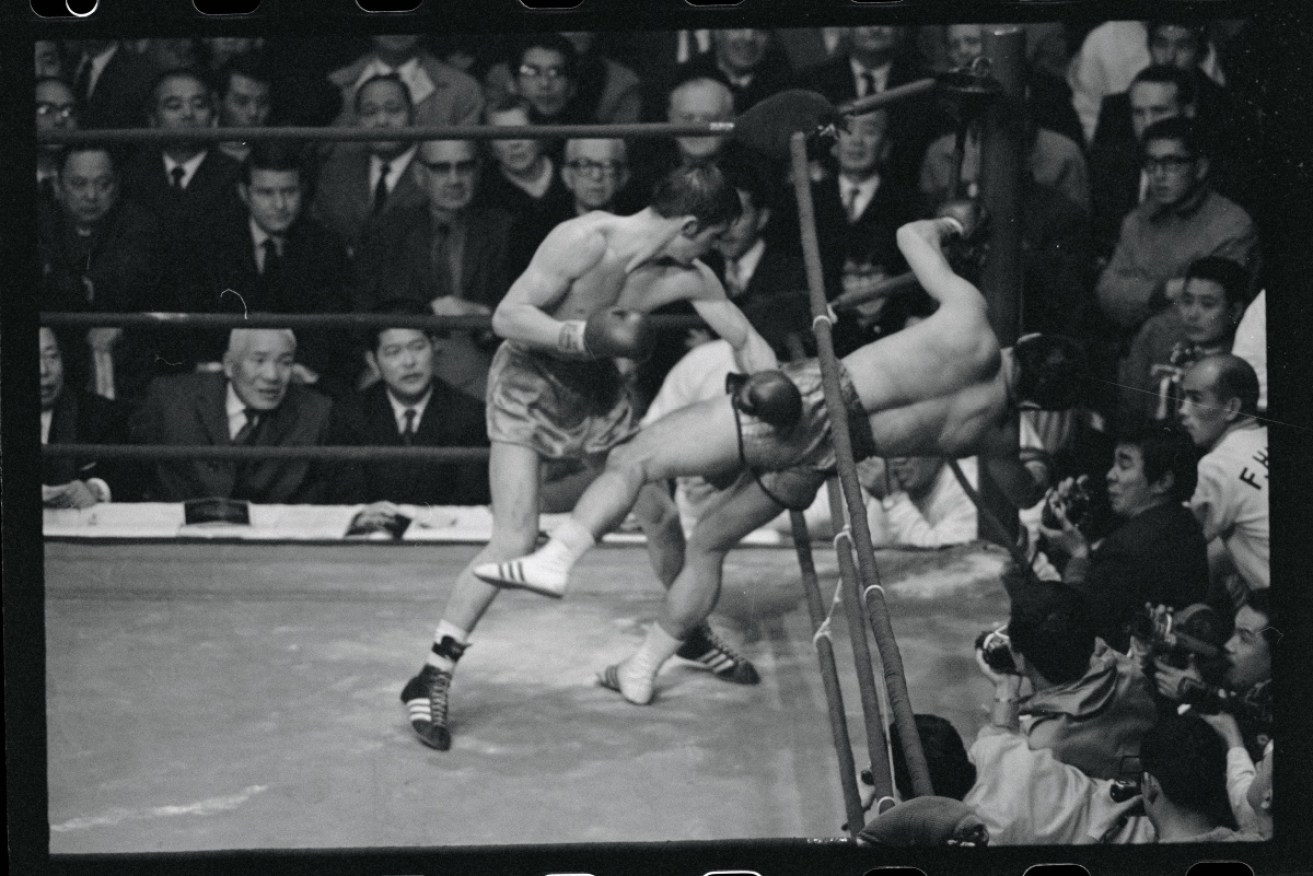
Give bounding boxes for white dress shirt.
[369,146,417,201]
[163,150,208,190]
[724,238,766,297]
[838,173,881,222]
[249,218,284,274]
[352,56,436,106]
[386,386,433,437]
[226,382,256,440]
[850,57,891,97]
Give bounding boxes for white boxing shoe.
[473,551,569,598]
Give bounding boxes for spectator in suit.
[506,33,586,130]
[479,96,573,275]
[201,36,264,73]
[1120,257,1250,423]
[36,77,79,203]
[1041,419,1213,652]
[67,40,158,131]
[327,303,490,508]
[328,35,483,132]
[40,327,135,509]
[132,328,332,504]
[177,141,354,396]
[120,68,243,246]
[484,32,642,126]
[352,138,514,402]
[639,76,737,187]
[1178,354,1268,597]
[672,29,794,115]
[776,27,848,73]
[1095,118,1258,340]
[311,73,427,257]
[797,26,935,187]
[1089,65,1197,259]
[39,144,167,404]
[558,137,632,219]
[213,51,273,165]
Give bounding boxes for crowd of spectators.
[38,25,1276,845]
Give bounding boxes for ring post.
[787,131,933,799]
[788,510,868,838]
[977,26,1028,546]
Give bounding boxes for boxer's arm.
[895,220,988,315]
[491,224,607,350]
[680,263,777,372]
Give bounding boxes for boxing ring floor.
[45,536,1010,853]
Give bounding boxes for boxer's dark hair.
[1139,712,1236,828]
[1114,418,1200,503]
[1185,256,1251,308]
[353,71,414,114]
[1130,64,1197,109]
[1007,584,1095,684]
[889,714,976,802]
[721,150,777,214]
[1014,333,1087,411]
[651,163,742,229]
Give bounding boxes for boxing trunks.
[486,341,638,458]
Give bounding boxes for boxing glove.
[935,199,989,245]
[727,370,803,430]
[558,308,655,360]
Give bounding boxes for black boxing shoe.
[675,623,760,685]
[400,665,454,751]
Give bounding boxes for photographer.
[976,584,1157,782]
[1150,590,1273,837]
[1138,712,1260,842]
[1041,419,1213,651]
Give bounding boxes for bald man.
[132,328,332,503]
[1178,353,1269,595]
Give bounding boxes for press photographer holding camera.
[1142,589,1274,837]
[1040,419,1216,652]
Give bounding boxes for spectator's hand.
[1192,708,1245,749]
[857,457,892,499]
[1152,655,1202,702]
[430,295,491,317]
[86,327,123,353]
[291,363,320,385]
[1127,632,1154,673]
[975,646,1024,698]
[1038,486,1089,559]
[43,480,100,510]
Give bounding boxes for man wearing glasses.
[36,77,79,202]
[559,137,632,217]
[1095,117,1258,344]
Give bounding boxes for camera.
[1178,678,1273,735]
[1127,603,1228,671]
[974,625,1017,675]
[1041,474,1093,531]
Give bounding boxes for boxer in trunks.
[400,162,778,750]
[477,204,1088,704]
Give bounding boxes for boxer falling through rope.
[400,159,779,750]
[477,203,1088,705]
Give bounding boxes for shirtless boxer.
[476,204,1087,704]
[400,162,778,749]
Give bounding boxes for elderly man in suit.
[353,138,514,401]
[120,68,243,245]
[672,28,794,115]
[41,327,135,509]
[39,143,167,404]
[327,302,490,511]
[312,73,427,257]
[328,34,483,132]
[178,141,354,395]
[133,328,332,503]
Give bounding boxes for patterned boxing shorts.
[737,358,878,510]
[486,341,638,459]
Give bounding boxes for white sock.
[629,622,684,679]
[537,518,596,575]
[426,621,470,671]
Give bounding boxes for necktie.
[862,71,878,98]
[373,162,391,214]
[724,258,743,297]
[261,238,283,279]
[844,185,861,222]
[233,408,261,445]
[401,408,416,445]
[430,221,454,298]
[73,56,93,102]
[170,166,186,190]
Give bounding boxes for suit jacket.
[177,211,355,393]
[78,45,158,131]
[326,381,490,506]
[327,51,484,130]
[796,54,937,186]
[311,148,427,256]
[1072,502,1211,652]
[132,372,333,504]
[44,388,139,501]
[672,46,795,114]
[476,166,573,278]
[703,244,811,356]
[120,148,244,249]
